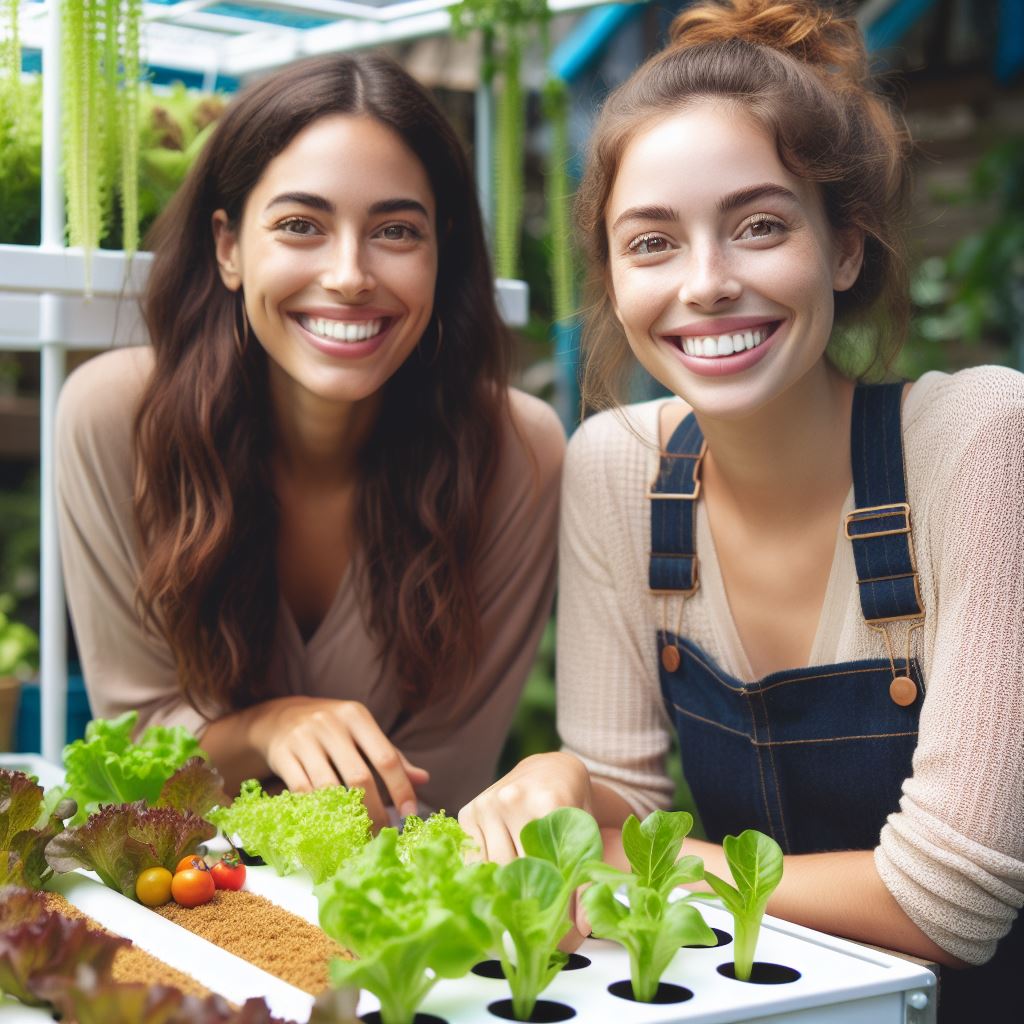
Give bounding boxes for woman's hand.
[245,696,429,830]
[457,751,594,865]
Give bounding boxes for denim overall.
[651,383,1017,1017]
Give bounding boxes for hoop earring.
[232,293,251,358]
[420,315,444,366]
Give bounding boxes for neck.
[696,360,855,525]
[268,368,379,488]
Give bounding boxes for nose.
[320,237,375,298]
[677,240,741,309]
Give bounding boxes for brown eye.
[628,233,670,255]
[741,216,785,240]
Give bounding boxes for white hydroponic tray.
[0,754,937,1024]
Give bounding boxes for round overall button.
[889,676,917,707]
[661,645,681,672]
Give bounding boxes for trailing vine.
[542,75,575,326]
[61,0,142,287]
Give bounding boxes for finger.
[327,745,389,831]
[296,743,346,792]
[573,892,593,939]
[399,752,431,784]
[346,715,421,818]
[273,749,314,794]
[557,922,588,955]
[457,806,487,863]
[471,803,520,865]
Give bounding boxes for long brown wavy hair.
[576,0,914,409]
[135,53,510,715]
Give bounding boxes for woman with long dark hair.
[56,53,563,827]
[460,1,1022,1015]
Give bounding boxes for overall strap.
[649,412,705,594]
[845,383,924,623]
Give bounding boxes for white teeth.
[679,323,774,359]
[301,315,384,343]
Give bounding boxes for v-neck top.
[56,346,564,815]
[555,365,1024,966]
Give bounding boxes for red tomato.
[171,867,216,908]
[175,854,207,874]
[210,853,246,891]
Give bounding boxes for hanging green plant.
[61,0,142,289]
[542,75,575,325]
[452,0,551,281]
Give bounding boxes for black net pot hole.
[360,1014,447,1024]
[717,962,802,984]
[487,998,576,1022]
[472,954,591,980]
[607,979,694,1004]
[683,927,732,949]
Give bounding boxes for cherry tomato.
[175,854,207,874]
[135,866,173,907]
[210,853,246,891]
[171,867,216,908]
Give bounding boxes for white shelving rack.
[1,0,609,763]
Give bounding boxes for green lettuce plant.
[317,826,497,1024]
[488,806,602,1020]
[60,711,206,823]
[208,778,371,883]
[581,810,714,1001]
[0,769,76,888]
[701,829,784,981]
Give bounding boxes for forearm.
[686,838,965,969]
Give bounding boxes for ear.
[212,209,242,291]
[832,226,864,293]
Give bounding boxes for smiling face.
[213,113,438,416]
[604,100,862,421]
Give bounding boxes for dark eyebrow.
[610,204,678,233]
[265,191,334,213]
[264,194,430,219]
[718,183,799,213]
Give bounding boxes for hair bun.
[669,0,868,87]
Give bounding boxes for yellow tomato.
[135,866,173,907]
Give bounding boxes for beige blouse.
[56,346,565,815]
[556,366,1024,965]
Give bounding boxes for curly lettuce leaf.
[0,770,76,888]
[44,801,215,899]
[0,911,129,1006]
[396,810,472,863]
[156,757,229,818]
[210,780,370,882]
[0,885,49,931]
[62,712,205,823]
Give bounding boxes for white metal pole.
[40,0,67,765]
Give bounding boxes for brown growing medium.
[43,892,211,998]
[154,889,352,995]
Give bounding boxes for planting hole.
[683,927,732,949]
[488,998,576,1022]
[360,1014,448,1024]
[472,959,505,979]
[472,954,590,980]
[717,961,801,985]
[607,980,693,1004]
[236,846,265,867]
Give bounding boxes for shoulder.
[496,388,566,493]
[905,365,1024,445]
[57,346,154,452]
[565,398,663,484]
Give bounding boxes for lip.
[666,319,786,378]
[291,312,396,359]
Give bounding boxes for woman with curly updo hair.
[462,2,1022,1014]
[56,53,564,830]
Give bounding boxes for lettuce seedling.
[702,829,784,981]
[581,810,714,1001]
[61,711,206,823]
[317,827,496,1024]
[487,806,603,1021]
[208,779,371,883]
[44,801,215,899]
[0,769,76,888]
